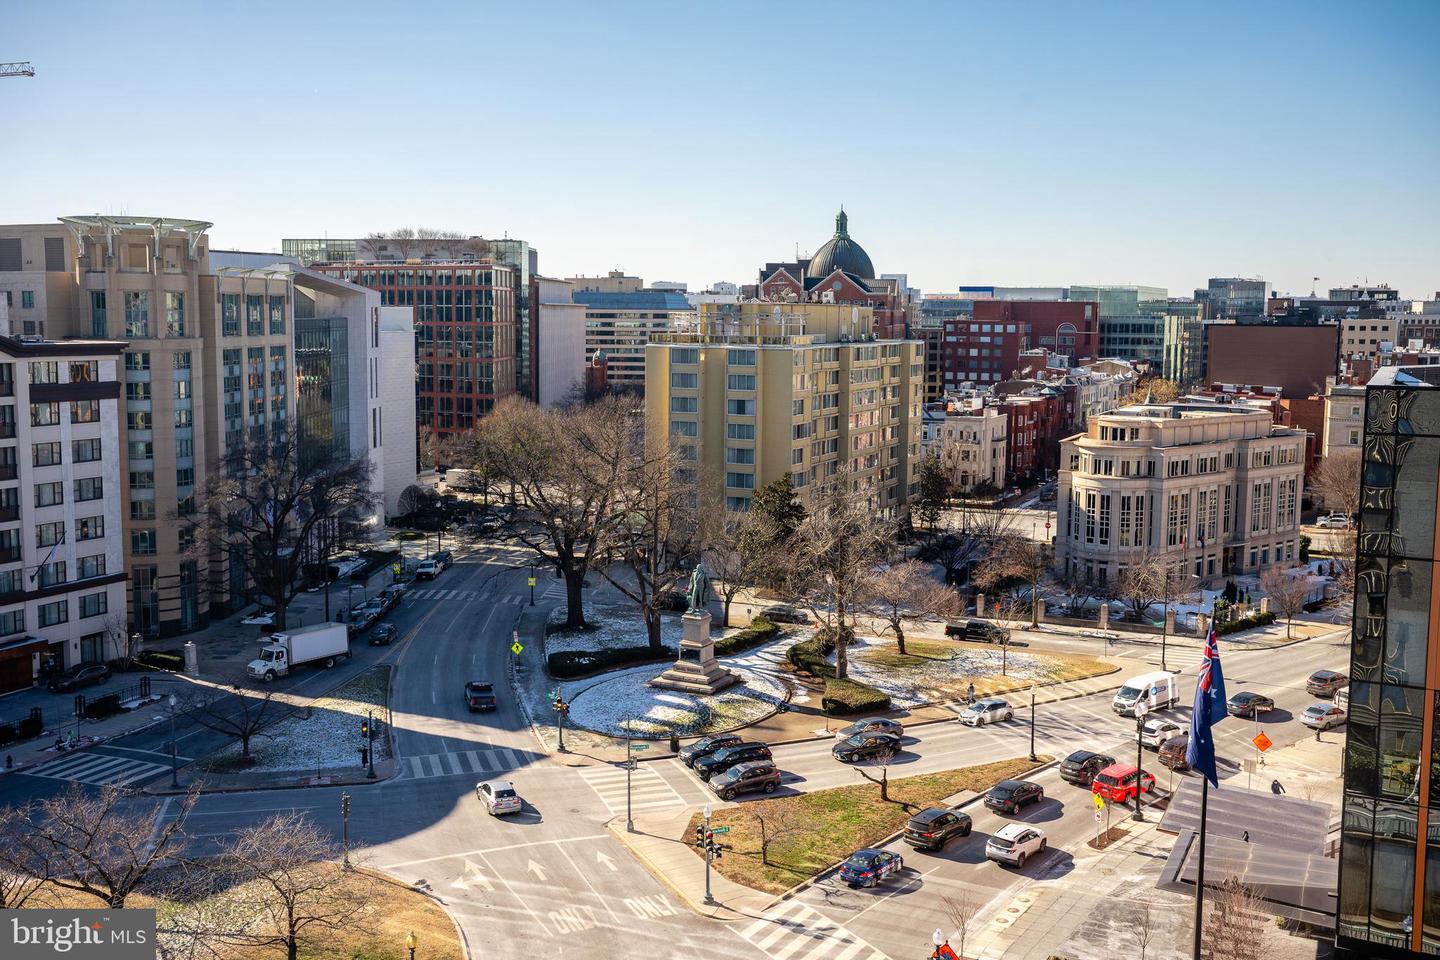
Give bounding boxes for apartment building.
[644,302,923,513]
[922,398,1007,492]
[1341,313,1399,358]
[1056,400,1307,586]
[573,284,693,392]
[1323,378,1366,457]
[0,336,128,693]
[941,300,1099,389]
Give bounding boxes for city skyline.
[5,0,1438,298]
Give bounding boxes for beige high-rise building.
[645,302,923,514]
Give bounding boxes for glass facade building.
[1339,365,1440,957]
[294,314,350,465]
[281,238,358,266]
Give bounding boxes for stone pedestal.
[1164,609,1176,635]
[1260,597,1271,616]
[1196,613,1209,637]
[1035,599,1046,624]
[1099,603,1109,630]
[976,594,987,619]
[649,612,741,695]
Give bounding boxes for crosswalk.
[738,899,889,960]
[401,747,526,781]
[22,749,180,787]
[577,763,686,816]
[406,587,527,604]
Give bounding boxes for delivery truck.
[247,623,350,682]
[1111,670,1178,716]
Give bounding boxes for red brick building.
[1000,388,1068,482]
[942,300,1098,389]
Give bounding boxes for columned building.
[1056,400,1306,586]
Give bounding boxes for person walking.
[1271,778,1286,795]
[966,682,975,704]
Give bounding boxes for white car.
[240,611,275,626]
[1300,702,1347,730]
[414,559,440,581]
[1136,718,1186,749]
[476,779,522,816]
[1316,514,1352,529]
[959,699,1013,727]
[986,823,1047,867]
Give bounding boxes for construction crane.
[0,62,35,78]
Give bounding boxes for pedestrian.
[1242,830,1250,842]
[966,683,975,704]
[1271,778,1285,795]
[1315,725,1322,742]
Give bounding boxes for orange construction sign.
[1253,732,1273,752]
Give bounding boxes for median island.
[687,756,1050,894]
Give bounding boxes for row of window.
[27,360,100,384]
[0,593,109,633]
[27,401,102,426]
[30,439,104,467]
[219,293,287,337]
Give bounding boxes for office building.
[1160,300,1206,386]
[1337,364,1440,958]
[1342,313,1399,359]
[1071,285,1171,365]
[572,282,693,392]
[1195,277,1271,323]
[921,398,1007,493]
[1322,378,1366,457]
[941,300,1099,389]
[1206,323,1340,399]
[644,302,923,514]
[0,335,129,692]
[534,277,587,408]
[1056,399,1306,586]
[281,238,357,266]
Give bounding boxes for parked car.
[838,848,904,888]
[1300,702,1347,730]
[678,733,744,769]
[986,823,1047,867]
[1316,513,1353,529]
[708,761,782,800]
[760,604,809,624]
[1226,691,1275,718]
[47,663,110,693]
[1307,670,1349,698]
[832,733,901,763]
[835,718,903,739]
[1158,734,1191,771]
[369,623,398,646]
[476,779,522,816]
[1091,763,1156,804]
[414,559,440,581]
[1336,687,1351,711]
[350,600,386,627]
[945,619,1006,643]
[1059,750,1118,786]
[902,808,972,851]
[432,550,454,570]
[985,779,1044,814]
[959,699,1013,726]
[240,609,276,626]
[465,680,497,712]
[694,742,772,781]
[1136,718,1186,749]
[376,585,406,610]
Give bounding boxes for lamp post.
[529,562,536,607]
[366,709,376,779]
[167,693,179,788]
[702,803,715,906]
[625,728,634,833]
[405,931,416,960]
[1028,684,1038,762]
[1133,699,1149,821]
[553,691,568,754]
[340,792,351,870]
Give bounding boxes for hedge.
[0,714,43,746]
[822,677,892,715]
[548,645,677,679]
[82,694,122,720]
[136,651,185,672]
[713,618,779,657]
[787,628,837,678]
[1215,611,1276,636]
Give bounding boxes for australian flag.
[1185,613,1227,787]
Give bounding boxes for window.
[669,420,698,437]
[1085,491,1096,543]
[72,438,102,462]
[37,601,67,628]
[130,530,157,555]
[69,360,96,383]
[29,362,58,384]
[125,351,150,372]
[672,348,699,364]
[21,290,34,310]
[175,438,193,458]
[221,293,240,336]
[90,291,107,337]
[173,350,191,370]
[269,295,285,334]
[175,408,192,428]
[165,292,185,336]
[726,374,755,391]
[129,501,155,521]
[793,399,804,416]
[671,372,698,389]
[176,467,194,488]
[246,294,263,335]
[70,400,100,423]
[30,402,60,426]
[670,397,697,413]
[125,381,151,401]
[34,482,63,507]
[726,423,755,440]
[727,349,755,366]
[127,440,153,461]
[32,442,62,467]
[726,496,752,511]
[124,291,149,337]
[0,610,21,636]
[74,477,103,502]
[128,471,154,490]
[725,472,755,489]
[726,399,755,416]
[80,593,107,619]
[726,447,755,464]
[35,521,65,548]
[34,561,65,588]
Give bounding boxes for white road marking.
[379,833,611,869]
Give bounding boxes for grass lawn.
[687,755,1048,894]
[857,637,1115,700]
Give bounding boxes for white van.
[1335,687,1350,712]
[1112,671,1178,716]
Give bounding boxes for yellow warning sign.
[1253,732,1273,752]
[511,641,524,655]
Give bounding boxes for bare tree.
[1309,448,1361,519]
[360,227,416,261]
[182,676,277,760]
[463,397,630,629]
[751,806,806,867]
[1203,875,1268,960]
[704,519,751,629]
[1113,549,1197,623]
[972,534,1048,627]
[986,593,1029,676]
[213,812,378,960]
[0,802,53,908]
[786,474,891,679]
[863,560,962,656]
[1327,529,1357,616]
[1258,564,1313,638]
[4,784,198,908]
[1135,900,1158,960]
[922,506,1015,587]
[195,433,372,631]
[1055,564,1107,618]
[941,889,982,960]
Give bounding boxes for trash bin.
[669,733,680,754]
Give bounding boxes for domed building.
[805,208,874,281]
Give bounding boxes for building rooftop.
[571,290,693,311]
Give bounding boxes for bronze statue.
[686,562,711,614]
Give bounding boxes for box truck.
[247,623,350,682]
[1112,670,1178,716]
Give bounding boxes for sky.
[5,0,1439,300]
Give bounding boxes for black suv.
[694,742,771,780]
[369,623,398,646]
[48,663,110,693]
[945,619,1006,643]
[433,550,455,571]
[709,761,782,800]
[984,779,1045,814]
[464,681,497,712]
[903,807,972,851]
[678,733,743,769]
[1059,750,1117,787]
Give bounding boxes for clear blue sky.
[6,0,1438,299]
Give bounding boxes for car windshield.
[1231,694,1253,703]
[710,748,734,761]
[1118,685,1142,699]
[990,836,1015,849]
[1305,705,1327,716]
[1095,773,1119,786]
[843,736,866,747]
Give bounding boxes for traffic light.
[361,719,369,737]
[340,793,351,817]
[709,840,723,861]
[694,825,705,848]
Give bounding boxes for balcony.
[0,423,13,439]
[0,382,12,397]
[0,465,15,481]
[0,506,17,522]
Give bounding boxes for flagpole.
[1192,776,1208,960]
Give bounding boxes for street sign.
[1094,810,1102,822]
[549,689,559,701]
[527,577,537,587]
[1253,732,1273,752]
[391,562,402,576]
[631,744,649,752]
[511,641,524,655]
[711,826,730,834]
[1092,793,1104,809]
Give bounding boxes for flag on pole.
[29,530,67,583]
[1185,612,1227,787]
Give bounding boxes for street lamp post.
[1028,684,1038,762]
[168,693,179,788]
[702,803,716,906]
[340,792,351,870]
[1133,699,1149,821]
[625,729,634,833]
[366,709,376,779]
[553,692,568,754]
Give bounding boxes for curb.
[142,765,399,796]
[364,865,472,960]
[605,817,753,923]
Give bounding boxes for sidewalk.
[607,808,774,921]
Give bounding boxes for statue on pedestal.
[686,562,711,615]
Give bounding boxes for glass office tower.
[1339,365,1440,957]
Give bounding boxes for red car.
[1091,763,1155,804]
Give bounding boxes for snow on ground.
[845,634,1056,708]
[211,667,392,773]
[546,601,684,654]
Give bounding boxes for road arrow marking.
[596,850,617,872]
[527,859,548,882]
[450,859,494,892]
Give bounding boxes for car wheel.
[323,657,336,669]
[764,781,777,794]
[1040,839,1047,852]
[263,670,276,683]
[1016,852,1026,867]
[723,789,736,800]
[97,674,108,685]
[961,825,971,837]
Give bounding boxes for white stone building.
[922,397,1008,492]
